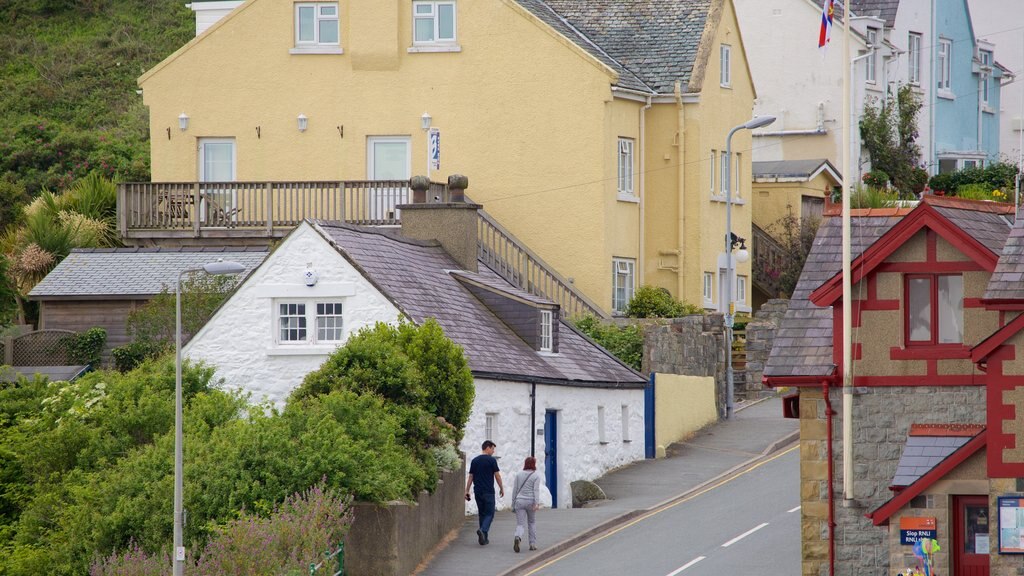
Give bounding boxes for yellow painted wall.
[141,0,754,313]
[653,373,718,454]
[751,171,835,232]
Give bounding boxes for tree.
[859,84,923,196]
[766,211,821,298]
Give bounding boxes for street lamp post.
[174,260,246,576]
[724,115,775,419]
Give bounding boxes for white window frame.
[597,405,607,444]
[908,33,922,85]
[703,272,714,306]
[980,50,992,105]
[485,412,497,442]
[734,152,742,199]
[866,28,878,83]
[621,405,631,442]
[938,38,952,94]
[411,1,458,51]
[539,310,553,352]
[737,275,748,304]
[274,299,345,345]
[720,44,732,87]
[617,138,635,199]
[292,2,341,54]
[612,258,636,314]
[709,150,717,195]
[720,151,729,196]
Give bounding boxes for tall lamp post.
[724,115,775,419]
[174,260,246,576]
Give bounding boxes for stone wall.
[344,459,466,576]
[813,385,987,576]
[743,299,788,397]
[641,314,726,412]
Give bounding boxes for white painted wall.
[968,0,1024,162]
[183,223,401,404]
[736,0,868,171]
[187,1,244,36]
[889,0,935,171]
[462,379,645,512]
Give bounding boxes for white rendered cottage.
[184,203,647,510]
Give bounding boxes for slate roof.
[764,213,903,378]
[890,424,983,488]
[985,216,1024,300]
[752,159,841,181]
[29,247,268,299]
[313,222,646,387]
[514,0,714,94]
[765,198,1013,380]
[849,0,901,27]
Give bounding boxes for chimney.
[399,174,480,272]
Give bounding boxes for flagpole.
[840,0,855,504]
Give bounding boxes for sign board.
[999,496,1024,553]
[900,516,937,545]
[428,128,440,171]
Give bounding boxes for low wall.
[653,373,717,454]
[642,314,726,412]
[344,459,465,576]
[743,299,788,397]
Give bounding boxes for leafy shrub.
[928,162,1021,197]
[571,315,643,371]
[124,273,237,353]
[111,341,166,373]
[862,169,889,188]
[908,167,929,195]
[62,327,107,367]
[90,482,354,576]
[849,185,900,209]
[295,319,474,436]
[928,172,956,194]
[625,285,701,318]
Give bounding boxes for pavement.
[415,396,799,576]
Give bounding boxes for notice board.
[998,497,1024,554]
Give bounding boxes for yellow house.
[137,0,758,316]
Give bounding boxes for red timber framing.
[972,315,1024,477]
[810,201,1003,389]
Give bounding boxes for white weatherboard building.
[184,206,647,510]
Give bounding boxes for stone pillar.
[448,174,468,203]
[410,175,430,204]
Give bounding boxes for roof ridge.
[922,194,1016,214]
[312,220,443,249]
[529,0,655,93]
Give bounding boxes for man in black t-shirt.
[465,440,504,545]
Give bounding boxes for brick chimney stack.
[399,174,480,272]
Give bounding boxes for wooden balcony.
[117,180,445,241]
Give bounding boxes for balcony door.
[366,136,410,222]
[198,138,237,225]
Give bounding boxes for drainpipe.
[823,379,836,576]
[639,95,652,285]
[675,81,687,300]
[530,382,536,458]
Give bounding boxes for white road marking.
[721,522,769,547]
[666,556,706,575]
[788,505,801,513]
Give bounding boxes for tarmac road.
[521,446,800,576]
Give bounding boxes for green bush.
[908,167,929,195]
[295,319,474,436]
[111,341,166,373]
[625,285,702,318]
[571,315,643,371]
[62,326,106,367]
[123,273,237,353]
[862,169,889,188]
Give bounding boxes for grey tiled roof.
[766,200,1013,379]
[890,433,973,488]
[514,0,713,94]
[765,214,901,378]
[849,0,901,27]
[985,216,1024,300]
[313,222,646,387]
[450,270,557,307]
[752,159,841,181]
[29,247,268,299]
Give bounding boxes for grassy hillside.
[0,0,194,194]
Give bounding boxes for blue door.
[644,373,656,459]
[544,410,558,508]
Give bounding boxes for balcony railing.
[117,180,446,238]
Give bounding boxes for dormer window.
[540,310,553,352]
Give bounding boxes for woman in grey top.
[510,456,542,552]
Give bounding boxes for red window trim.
[904,273,963,346]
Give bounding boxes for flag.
[818,0,835,49]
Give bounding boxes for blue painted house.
[932,0,1007,172]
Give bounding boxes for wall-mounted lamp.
[297,113,308,133]
[421,112,432,131]
[729,232,750,263]
[256,126,261,139]
[178,112,190,132]
[336,125,344,138]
